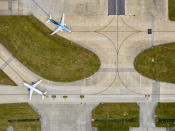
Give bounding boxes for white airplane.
[24,80,47,100]
[46,13,72,35]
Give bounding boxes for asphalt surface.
[117,0,125,15]
[108,0,116,15]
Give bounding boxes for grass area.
[156,103,175,127]
[0,103,41,131]
[169,0,175,21]
[0,16,100,82]
[92,103,139,131]
[134,43,175,83]
[0,69,16,85]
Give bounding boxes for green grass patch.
[0,69,16,85]
[92,103,139,131]
[0,16,100,82]
[0,103,41,131]
[156,103,175,127]
[134,43,175,83]
[169,0,175,21]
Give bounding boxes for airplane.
[46,13,72,35]
[24,80,47,100]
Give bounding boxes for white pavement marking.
[0,1,174,130]
[0,0,174,102]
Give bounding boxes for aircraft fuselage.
[50,19,72,33]
[24,82,46,96]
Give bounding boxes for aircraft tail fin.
[46,14,52,23]
[42,91,47,96]
[42,91,47,100]
[44,91,47,96]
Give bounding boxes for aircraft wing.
[29,89,34,100]
[32,80,42,88]
[60,13,64,26]
[50,27,62,35]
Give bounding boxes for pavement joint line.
[1,93,175,95]
[73,31,141,32]
[0,1,173,104]
[0,54,24,82]
[8,0,12,15]
[91,31,118,95]
[94,15,115,32]
[120,16,141,32]
[152,81,160,102]
[95,15,119,95]
[31,0,49,16]
[99,68,136,72]
[73,30,175,32]
[0,55,15,70]
[0,94,146,95]
[151,15,155,47]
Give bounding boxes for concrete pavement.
[138,102,157,127]
[0,0,175,130]
[129,127,167,131]
[29,103,97,131]
[130,102,167,131]
[0,0,175,102]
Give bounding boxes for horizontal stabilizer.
[43,91,47,96]
[46,14,52,23]
[32,80,42,88]
[50,27,62,35]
